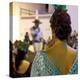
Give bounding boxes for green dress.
[30,51,78,77]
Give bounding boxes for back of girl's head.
[50,9,72,40]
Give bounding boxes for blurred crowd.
[67,30,78,49]
[9,30,78,77]
[9,32,34,77]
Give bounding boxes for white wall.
[20,18,34,40]
[67,5,78,32]
[19,2,46,12]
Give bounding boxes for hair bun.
[50,8,72,40]
[56,11,71,26]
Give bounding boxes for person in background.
[24,32,30,44]
[31,19,44,53]
[67,30,78,49]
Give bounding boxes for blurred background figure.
[67,30,78,49]
[10,32,34,77]
[24,32,30,44]
[31,19,44,53]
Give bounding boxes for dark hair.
[50,10,72,40]
[15,49,26,70]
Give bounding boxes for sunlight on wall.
[12,16,20,43]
